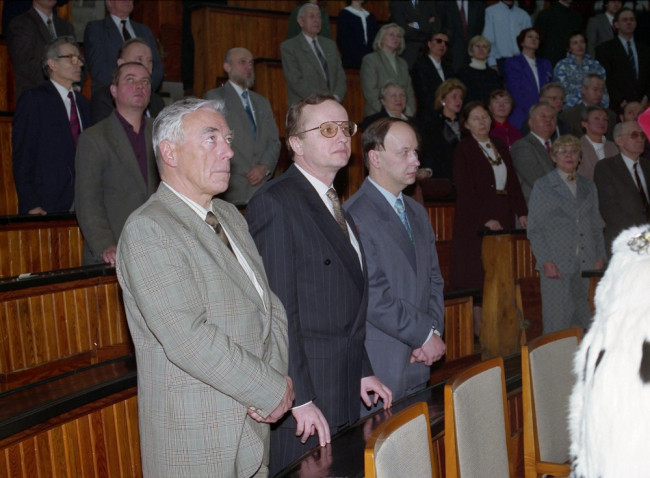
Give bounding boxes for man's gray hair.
[42,35,79,78]
[153,97,226,164]
[582,73,604,88]
[528,101,557,119]
[378,80,404,101]
[612,121,635,139]
[297,2,319,20]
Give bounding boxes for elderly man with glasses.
[12,36,91,215]
[246,94,392,476]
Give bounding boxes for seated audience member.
[488,89,522,150]
[286,0,331,40]
[586,0,622,58]
[388,0,437,68]
[12,36,90,215]
[84,0,163,94]
[418,79,466,184]
[594,121,650,254]
[458,35,503,104]
[411,29,452,120]
[553,31,609,109]
[560,74,617,138]
[620,100,644,123]
[90,38,165,124]
[511,102,557,202]
[482,0,532,74]
[75,62,158,266]
[281,3,346,105]
[504,27,553,129]
[360,81,411,130]
[596,7,650,112]
[435,1,486,76]
[533,0,581,66]
[450,101,527,333]
[344,118,446,411]
[360,23,415,118]
[205,48,280,206]
[570,224,650,478]
[577,105,619,180]
[527,134,606,334]
[520,82,571,140]
[7,0,77,98]
[336,0,379,69]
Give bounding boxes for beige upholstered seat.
[522,327,581,478]
[364,402,435,478]
[444,357,513,478]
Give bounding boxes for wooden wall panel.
[0,390,141,478]
[0,219,83,277]
[0,276,130,390]
[0,41,13,112]
[0,116,17,216]
[443,296,474,361]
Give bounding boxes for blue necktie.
[241,90,257,139]
[627,40,638,79]
[395,197,413,243]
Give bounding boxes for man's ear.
[109,83,118,101]
[223,62,231,75]
[368,149,381,169]
[159,140,177,167]
[288,135,303,156]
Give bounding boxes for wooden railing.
[0,266,131,392]
[0,215,83,277]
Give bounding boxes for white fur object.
[570,225,650,478]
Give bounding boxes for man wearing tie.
[594,121,650,255]
[246,95,392,475]
[116,98,294,476]
[12,36,90,215]
[205,47,281,206]
[280,3,347,105]
[344,118,446,412]
[84,0,163,93]
[596,7,650,111]
[7,0,78,98]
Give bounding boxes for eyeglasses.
[296,121,357,138]
[57,54,85,64]
[555,148,580,155]
[433,38,450,46]
[622,131,648,140]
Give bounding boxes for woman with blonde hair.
[360,22,415,117]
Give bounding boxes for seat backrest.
[364,401,435,478]
[445,357,512,478]
[522,328,580,467]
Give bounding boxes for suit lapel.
[107,113,148,192]
[28,9,51,45]
[299,35,326,83]
[288,166,364,291]
[224,82,255,143]
[104,16,124,45]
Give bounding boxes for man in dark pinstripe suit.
[246,94,392,476]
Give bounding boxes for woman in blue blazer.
[504,27,553,129]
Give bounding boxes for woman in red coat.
[450,102,528,333]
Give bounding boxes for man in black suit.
[7,0,77,98]
[594,121,650,255]
[12,36,90,215]
[559,74,617,139]
[246,95,392,476]
[389,0,438,68]
[596,7,650,112]
[436,0,486,74]
[90,38,165,124]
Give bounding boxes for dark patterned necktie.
[326,188,349,238]
[205,211,233,253]
[313,38,330,89]
[121,20,132,41]
[68,91,81,148]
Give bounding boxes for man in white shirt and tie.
[280,3,347,105]
[205,47,281,206]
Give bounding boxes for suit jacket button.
[324,259,331,265]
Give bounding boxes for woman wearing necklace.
[450,101,528,336]
[527,135,606,333]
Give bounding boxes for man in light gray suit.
[280,3,347,106]
[511,102,557,203]
[116,98,294,477]
[586,0,622,58]
[76,62,159,266]
[205,47,280,206]
[344,118,445,412]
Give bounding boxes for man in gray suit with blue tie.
[205,47,280,206]
[344,118,446,412]
[117,98,294,477]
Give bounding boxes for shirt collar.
[367,176,401,206]
[162,181,210,220]
[32,6,52,24]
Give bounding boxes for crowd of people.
[5,0,650,476]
